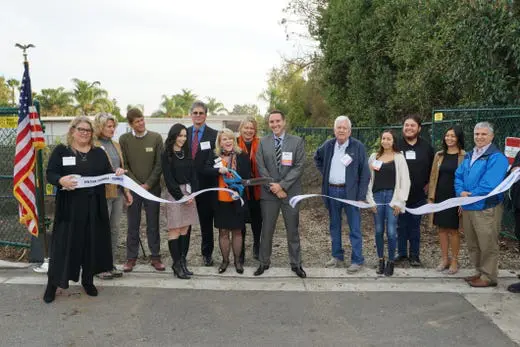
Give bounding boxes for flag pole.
[15,43,48,269]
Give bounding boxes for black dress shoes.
[43,283,57,303]
[82,283,98,297]
[203,256,214,267]
[254,264,269,276]
[291,266,307,278]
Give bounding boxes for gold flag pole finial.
[15,43,35,62]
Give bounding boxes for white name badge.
[213,157,223,169]
[62,156,76,166]
[145,147,153,152]
[405,150,416,160]
[281,152,293,166]
[185,183,192,194]
[341,153,353,167]
[200,141,211,150]
[372,160,383,171]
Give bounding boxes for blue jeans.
[373,189,397,261]
[328,186,364,264]
[397,199,426,258]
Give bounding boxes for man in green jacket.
[119,108,165,272]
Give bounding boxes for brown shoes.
[468,278,497,288]
[123,259,136,272]
[464,274,481,282]
[151,258,166,271]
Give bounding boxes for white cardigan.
[365,152,411,212]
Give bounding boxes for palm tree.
[6,79,20,106]
[127,104,144,113]
[206,97,227,115]
[38,87,74,116]
[174,89,197,112]
[155,95,185,118]
[71,78,112,115]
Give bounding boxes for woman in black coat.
[204,128,251,274]
[44,116,126,303]
[507,151,520,293]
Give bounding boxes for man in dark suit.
[254,110,306,278]
[314,115,370,272]
[186,101,218,266]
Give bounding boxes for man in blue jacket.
[455,122,509,288]
[314,116,370,272]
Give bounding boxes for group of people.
[41,100,520,303]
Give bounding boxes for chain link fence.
[0,108,31,247]
[294,107,520,238]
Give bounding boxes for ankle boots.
[43,283,57,303]
[376,259,385,275]
[168,239,190,280]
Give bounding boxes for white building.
[41,115,251,145]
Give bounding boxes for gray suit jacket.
[256,133,305,200]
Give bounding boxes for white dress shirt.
[328,139,349,184]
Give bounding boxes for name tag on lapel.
[200,141,211,150]
[281,152,293,166]
[341,153,353,167]
[62,156,76,166]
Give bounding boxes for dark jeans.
[328,186,363,264]
[397,199,426,258]
[126,190,161,259]
[241,199,262,260]
[195,191,215,258]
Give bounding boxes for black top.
[373,161,396,193]
[161,151,197,200]
[398,137,434,205]
[434,153,458,202]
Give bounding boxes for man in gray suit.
[254,110,306,278]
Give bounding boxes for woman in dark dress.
[161,123,199,279]
[43,116,126,303]
[205,128,251,274]
[428,126,465,275]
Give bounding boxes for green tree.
[154,95,185,118]
[71,79,112,115]
[206,97,227,115]
[126,104,144,113]
[230,104,261,116]
[6,79,20,106]
[174,89,197,113]
[0,77,11,107]
[38,87,74,116]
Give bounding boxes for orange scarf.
[238,136,261,200]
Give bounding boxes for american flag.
[13,62,45,236]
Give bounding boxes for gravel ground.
[3,158,520,272]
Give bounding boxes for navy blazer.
[187,124,218,189]
[314,137,370,209]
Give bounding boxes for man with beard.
[396,115,434,267]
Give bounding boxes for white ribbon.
[290,169,520,215]
[73,174,244,206]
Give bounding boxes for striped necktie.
[192,129,199,159]
[275,137,282,167]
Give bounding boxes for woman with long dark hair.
[366,130,411,276]
[161,123,198,279]
[428,126,465,275]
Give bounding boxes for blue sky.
[1,0,301,115]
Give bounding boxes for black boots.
[43,282,57,303]
[376,259,385,275]
[384,261,394,277]
[169,239,190,279]
[81,274,98,296]
[179,234,193,276]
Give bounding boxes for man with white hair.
[314,116,370,272]
[455,122,509,287]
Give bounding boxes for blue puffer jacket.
[454,144,509,211]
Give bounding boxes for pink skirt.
[165,185,199,229]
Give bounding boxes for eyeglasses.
[192,111,205,116]
[74,126,93,134]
